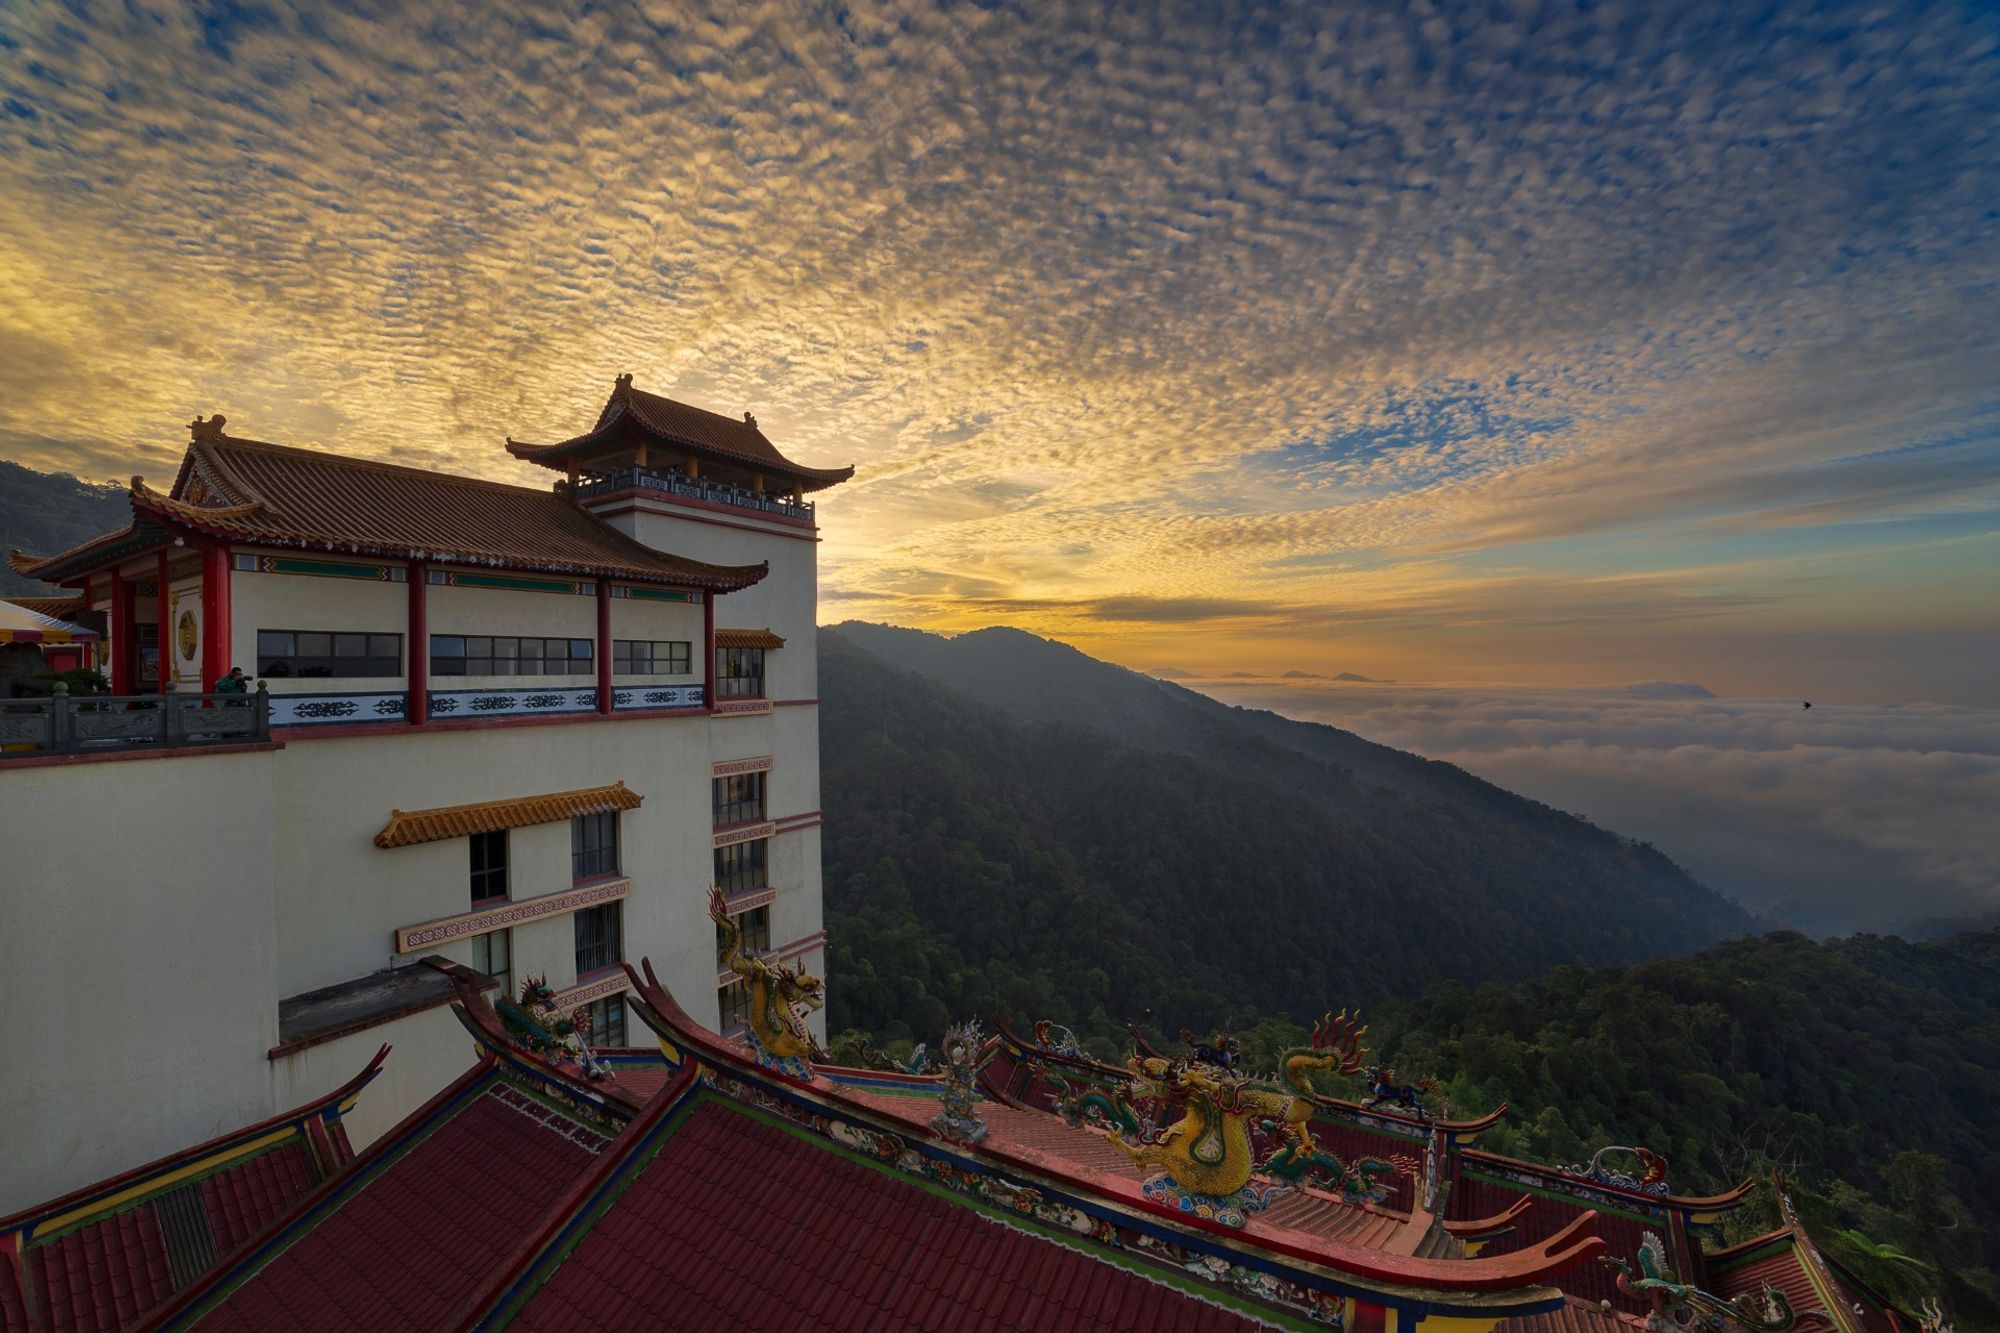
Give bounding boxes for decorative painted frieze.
[711,697,773,717]
[712,820,777,849]
[553,970,633,1011]
[395,877,631,953]
[269,691,409,726]
[612,684,705,711]
[426,569,588,595]
[710,755,774,778]
[610,585,701,602]
[427,687,596,719]
[233,554,406,581]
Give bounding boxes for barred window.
[471,930,511,1002]
[613,639,692,675]
[584,996,625,1047]
[574,902,622,976]
[712,772,765,827]
[718,979,750,1035]
[713,839,768,895]
[716,905,771,968]
[470,830,508,904]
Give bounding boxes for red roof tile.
[28,1206,175,1333]
[201,1142,320,1256]
[196,1083,604,1332]
[507,378,854,491]
[511,1100,1267,1333]
[0,1257,29,1333]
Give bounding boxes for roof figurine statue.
[1361,1063,1439,1122]
[1603,1232,1812,1333]
[711,885,824,1078]
[929,1019,990,1144]
[1564,1143,1671,1196]
[495,975,614,1082]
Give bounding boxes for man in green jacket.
[213,666,249,695]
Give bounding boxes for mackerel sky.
[2,1,1996,701]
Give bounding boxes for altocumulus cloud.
[0,0,1996,691]
[1198,680,2000,936]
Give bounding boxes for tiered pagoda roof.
[10,415,768,592]
[505,375,854,492]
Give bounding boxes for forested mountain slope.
[818,627,1752,1045]
[0,461,127,596]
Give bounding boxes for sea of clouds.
[1195,679,2000,937]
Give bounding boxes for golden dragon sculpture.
[1106,1012,1379,1224]
[711,887,824,1077]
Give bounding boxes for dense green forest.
[818,628,1997,1322]
[0,460,127,595]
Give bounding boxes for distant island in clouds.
[1148,666,1390,683]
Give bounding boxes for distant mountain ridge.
[819,624,1756,1046]
[0,461,128,596]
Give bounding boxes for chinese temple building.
[0,950,1936,1333]
[0,379,849,1216]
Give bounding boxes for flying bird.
[1802,701,1812,709]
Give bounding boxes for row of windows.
[714,839,767,895]
[472,814,776,905]
[256,629,735,681]
[466,924,625,1045]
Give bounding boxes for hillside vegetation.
[0,461,127,596]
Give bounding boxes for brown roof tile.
[17,425,769,591]
[715,627,786,649]
[507,376,855,491]
[374,782,644,848]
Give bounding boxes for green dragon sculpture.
[711,887,824,1077]
[1604,1232,1808,1333]
[495,976,612,1081]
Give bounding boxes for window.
[712,772,765,827]
[583,996,625,1047]
[613,639,692,675]
[574,901,622,976]
[716,905,770,968]
[718,979,750,1035]
[257,630,402,679]
[429,635,593,677]
[470,830,508,904]
[713,839,768,895]
[471,929,511,1001]
[715,647,766,699]
[572,812,619,880]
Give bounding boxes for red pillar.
[407,561,428,724]
[109,570,133,694]
[201,544,231,692]
[596,578,613,714]
[702,590,716,711]
[155,550,172,692]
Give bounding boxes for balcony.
[573,467,816,523]
[0,686,271,759]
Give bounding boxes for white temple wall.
[267,1002,473,1156]
[0,748,280,1214]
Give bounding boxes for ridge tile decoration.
[712,820,777,849]
[710,755,774,778]
[375,782,643,848]
[394,877,630,954]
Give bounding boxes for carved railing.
[573,467,816,521]
[0,683,271,759]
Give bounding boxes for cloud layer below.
[1195,679,2000,934]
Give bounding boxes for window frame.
[612,639,693,676]
[571,811,620,881]
[471,929,512,1002]
[712,771,766,828]
[429,634,594,678]
[714,646,766,699]
[716,905,771,968]
[713,838,769,895]
[469,829,509,905]
[257,628,403,680]
[718,978,751,1035]
[583,996,625,1047]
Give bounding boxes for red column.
[702,589,716,711]
[407,561,428,724]
[109,570,133,694]
[155,550,172,692]
[596,578,613,714]
[201,544,231,692]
